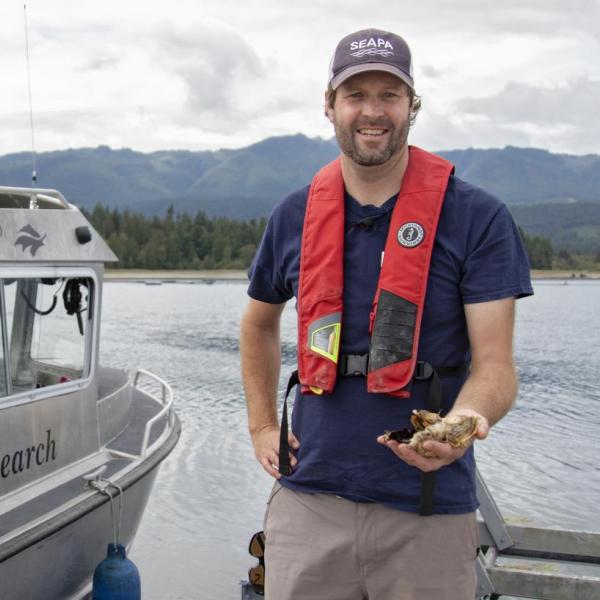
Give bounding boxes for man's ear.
[324,94,334,123]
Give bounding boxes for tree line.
[87,204,594,271]
[518,228,553,269]
[86,204,266,270]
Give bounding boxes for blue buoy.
[92,543,141,600]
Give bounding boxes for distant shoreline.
[530,269,600,280]
[105,269,248,282]
[105,269,600,282]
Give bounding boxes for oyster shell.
[384,410,479,457]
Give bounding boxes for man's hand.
[376,409,489,473]
[252,424,300,479]
[377,297,516,473]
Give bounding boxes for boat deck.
[107,390,167,456]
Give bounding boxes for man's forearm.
[449,362,518,427]
[240,316,282,437]
[240,299,293,478]
[449,298,519,428]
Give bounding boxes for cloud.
[410,77,600,154]
[420,64,444,79]
[36,22,113,42]
[76,56,119,72]
[0,108,123,146]
[411,109,532,153]
[0,0,598,155]
[378,0,599,39]
[155,23,316,138]
[160,25,264,117]
[460,78,600,128]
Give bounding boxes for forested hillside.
[3,137,599,262]
[2,137,599,220]
[509,202,600,252]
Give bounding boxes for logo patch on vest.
[397,222,424,248]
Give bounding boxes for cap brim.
[330,63,414,90]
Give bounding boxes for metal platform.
[476,470,600,599]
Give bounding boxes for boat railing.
[109,368,175,462]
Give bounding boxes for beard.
[333,116,410,167]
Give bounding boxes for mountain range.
[1,135,599,250]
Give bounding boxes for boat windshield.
[0,277,93,400]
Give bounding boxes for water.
[99,279,600,599]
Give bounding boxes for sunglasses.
[248,531,266,595]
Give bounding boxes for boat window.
[0,277,93,399]
[0,190,68,209]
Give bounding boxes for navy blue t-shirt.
[248,174,533,514]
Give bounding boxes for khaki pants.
[264,483,478,600]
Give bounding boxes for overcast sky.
[1,0,599,156]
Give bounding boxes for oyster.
[383,410,479,458]
[410,409,442,430]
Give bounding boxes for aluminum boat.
[0,186,181,599]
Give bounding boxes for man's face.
[327,71,411,167]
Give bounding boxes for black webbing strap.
[278,371,299,476]
[419,365,443,516]
[414,361,470,515]
[339,354,468,381]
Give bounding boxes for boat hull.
[0,414,180,600]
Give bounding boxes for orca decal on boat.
[14,225,47,256]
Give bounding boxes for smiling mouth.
[356,127,388,137]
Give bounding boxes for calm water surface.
[99,280,600,599]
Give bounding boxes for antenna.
[23,3,37,187]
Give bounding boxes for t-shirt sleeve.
[247,212,293,304]
[461,204,534,304]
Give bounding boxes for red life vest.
[297,146,454,398]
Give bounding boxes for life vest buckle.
[414,361,434,380]
[338,353,369,377]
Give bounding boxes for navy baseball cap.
[327,28,414,90]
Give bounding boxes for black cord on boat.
[20,289,57,315]
[21,278,65,315]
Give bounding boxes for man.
[240,28,532,600]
